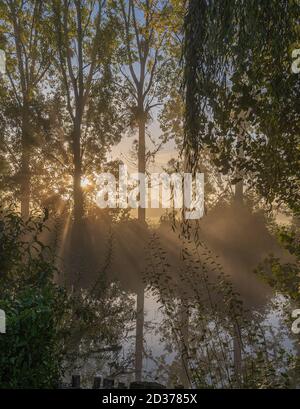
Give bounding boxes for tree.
[183,0,300,384]
[183,0,300,214]
[1,0,52,219]
[112,0,175,381]
[51,0,119,223]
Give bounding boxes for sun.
[81,176,90,188]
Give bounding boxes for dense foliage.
[0,208,135,388]
[183,0,300,213]
[0,208,67,387]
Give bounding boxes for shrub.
[0,207,67,388]
[0,284,67,388]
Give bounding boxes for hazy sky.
[109,119,179,221]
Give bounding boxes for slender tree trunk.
[235,180,243,204]
[20,107,30,220]
[20,148,30,220]
[135,114,146,382]
[235,131,244,204]
[69,115,86,288]
[138,116,146,222]
[73,118,84,224]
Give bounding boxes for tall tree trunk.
[235,131,244,204]
[20,148,30,220]
[135,114,146,382]
[20,107,30,220]
[69,116,86,288]
[138,116,146,222]
[73,118,84,224]
[235,179,243,204]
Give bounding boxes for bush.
[0,207,67,388]
[0,207,135,388]
[0,284,67,388]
